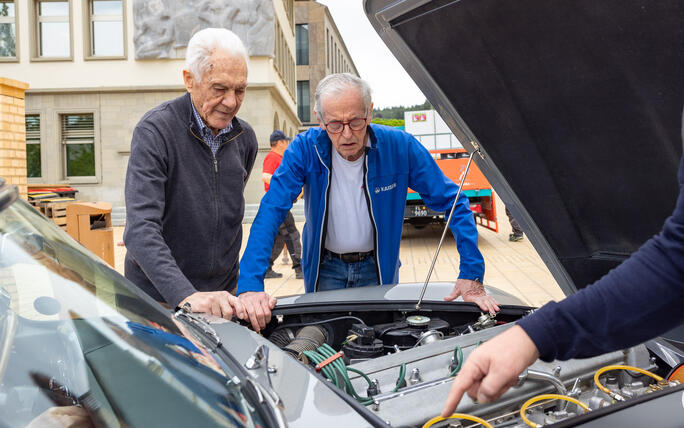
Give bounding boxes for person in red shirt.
[262,130,303,279]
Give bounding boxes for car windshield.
[0,193,263,428]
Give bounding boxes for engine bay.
[264,308,684,427]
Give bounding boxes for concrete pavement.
[113,195,565,307]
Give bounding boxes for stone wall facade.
[0,78,29,199]
[133,0,275,59]
[26,85,299,208]
[295,1,359,130]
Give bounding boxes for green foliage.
[372,99,433,120]
[0,3,15,57]
[371,118,404,127]
[26,144,41,178]
[66,144,95,177]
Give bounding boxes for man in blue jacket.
[441,118,684,417]
[237,73,498,331]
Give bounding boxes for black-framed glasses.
[324,117,368,134]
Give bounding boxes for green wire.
[304,350,340,388]
[347,367,373,386]
[307,345,374,405]
[449,346,463,377]
[393,363,406,392]
[307,344,408,404]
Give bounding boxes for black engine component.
[376,317,450,351]
[342,323,384,361]
[269,328,295,348]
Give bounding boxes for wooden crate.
[28,200,45,214]
[40,199,75,230]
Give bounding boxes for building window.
[297,80,310,123]
[36,0,71,58]
[88,0,123,57]
[0,1,16,58]
[273,20,295,100]
[295,24,308,65]
[25,115,41,178]
[61,113,95,178]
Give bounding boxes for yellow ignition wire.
[422,413,493,428]
[519,394,590,428]
[593,364,663,401]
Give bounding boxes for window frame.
[29,0,73,62]
[83,0,127,61]
[297,80,310,123]
[25,111,44,182]
[295,23,308,66]
[0,0,19,62]
[57,109,100,184]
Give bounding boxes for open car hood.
[364,0,684,295]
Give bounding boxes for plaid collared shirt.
[190,102,233,157]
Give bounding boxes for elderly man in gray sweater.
[124,28,271,321]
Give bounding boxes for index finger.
[442,365,478,417]
[242,298,262,332]
[480,296,499,314]
[231,296,246,320]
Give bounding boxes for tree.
[371,118,404,128]
[372,99,433,120]
[0,3,15,58]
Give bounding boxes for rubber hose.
[284,325,327,359]
[268,328,296,348]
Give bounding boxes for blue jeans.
[317,253,379,291]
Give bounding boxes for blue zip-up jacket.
[238,124,485,294]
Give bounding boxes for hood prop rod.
[415,148,480,310]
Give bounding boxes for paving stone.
[111,195,565,308]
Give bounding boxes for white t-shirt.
[325,148,374,253]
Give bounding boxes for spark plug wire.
[593,364,662,402]
[519,394,590,427]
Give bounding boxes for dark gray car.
[2,1,684,426]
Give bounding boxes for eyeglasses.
[324,117,368,134]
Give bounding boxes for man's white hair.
[314,73,372,121]
[185,28,248,83]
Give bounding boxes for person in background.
[262,130,303,280]
[505,207,524,241]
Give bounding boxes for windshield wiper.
[173,305,287,427]
[173,303,221,349]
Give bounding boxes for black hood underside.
[366,0,684,293]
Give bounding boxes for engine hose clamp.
[315,350,344,372]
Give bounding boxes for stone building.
[295,0,359,130]
[0,77,28,199]
[0,0,299,216]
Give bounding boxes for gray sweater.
[124,93,258,308]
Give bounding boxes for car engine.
[265,309,684,427]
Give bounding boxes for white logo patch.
[375,183,397,194]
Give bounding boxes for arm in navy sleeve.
[519,154,684,361]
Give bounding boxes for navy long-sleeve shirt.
[519,143,684,362]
